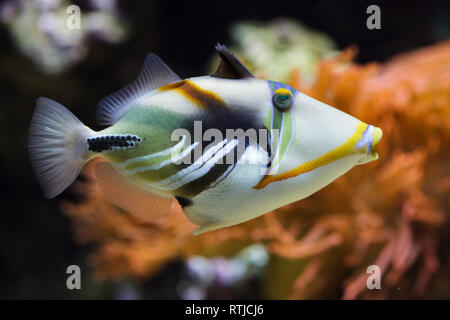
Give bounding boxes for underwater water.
[0,0,449,300]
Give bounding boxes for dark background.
[0,0,449,298]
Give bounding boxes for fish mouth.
[369,127,383,160]
[355,125,382,164]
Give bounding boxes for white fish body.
[28,45,382,235]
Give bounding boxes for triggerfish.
[28,45,382,235]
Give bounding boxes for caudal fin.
[28,97,94,198]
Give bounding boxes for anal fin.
[95,161,174,222]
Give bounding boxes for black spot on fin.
[87,134,143,152]
[175,196,193,208]
[212,44,254,79]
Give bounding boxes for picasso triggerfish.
[28,45,382,235]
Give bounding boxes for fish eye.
[273,88,293,111]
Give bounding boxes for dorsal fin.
[97,53,181,125]
[212,44,254,79]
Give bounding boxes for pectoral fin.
[95,161,175,222]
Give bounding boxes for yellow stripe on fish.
[159,80,227,109]
[253,122,368,189]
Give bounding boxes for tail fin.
[28,97,94,198]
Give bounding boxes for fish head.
[165,76,383,233]
[253,80,382,190]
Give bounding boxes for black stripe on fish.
[87,135,143,153]
[175,196,193,208]
[172,139,241,198]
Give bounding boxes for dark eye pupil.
[277,95,289,103]
[274,94,292,109]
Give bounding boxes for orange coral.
[62,40,450,299]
